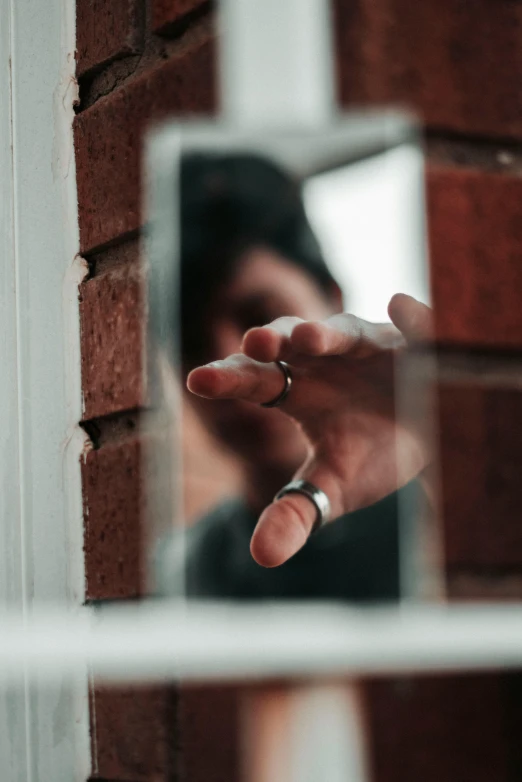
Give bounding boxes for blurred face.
[191,246,341,472]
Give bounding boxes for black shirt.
[156,483,420,602]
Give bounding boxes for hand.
[188,294,433,568]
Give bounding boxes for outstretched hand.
[188,294,433,568]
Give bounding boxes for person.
[156,152,432,601]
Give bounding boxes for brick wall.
[75,0,522,780]
[75,2,215,780]
[333,1,522,779]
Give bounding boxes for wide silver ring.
[274,479,331,534]
[260,360,292,408]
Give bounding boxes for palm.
[279,343,426,515]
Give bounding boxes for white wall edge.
[57,0,92,777]
[4,0,91,777]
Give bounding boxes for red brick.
[153,0,207,35]
[428,167,522,349]
[82,436,144,600]
[334,0,522,139]
[179,686,241,782]
[447,572,522,601]
[74,34,216,254]
[365,674,510,782]
[438,383,522,569]
[80,251,145,420]
[76,0,143,78]
[91,683,177,780]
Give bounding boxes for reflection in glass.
[151,132,431,603]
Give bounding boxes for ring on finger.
[274,479,331,534]
[260,360,292,408]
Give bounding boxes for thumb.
[388,293,433,344]
[250,466,342,568]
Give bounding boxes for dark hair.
[180,152,336,366]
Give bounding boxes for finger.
[250,466,342,568]
[388,293,433,344]
[250,494,314,567]
[291,313,403,358]
[187,354,288,405]
[241,316,305,363]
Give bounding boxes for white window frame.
[0,0,89,778]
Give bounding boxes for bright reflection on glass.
[303,144,428,322]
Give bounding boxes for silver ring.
[274,479,331,534]
[260,361,292,408]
